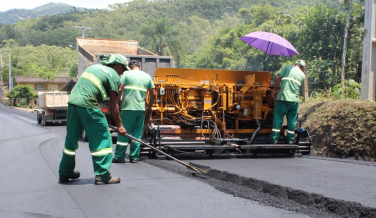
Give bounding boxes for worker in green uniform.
[113,60,156,163]
[268,60,305,144]
[59,54,128,185]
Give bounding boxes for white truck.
[76,37,175,108]
[37,91,69,126]
[76,37,175,78]
[74,37,175,140]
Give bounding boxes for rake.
[109,125,209,174]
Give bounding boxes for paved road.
[182,157,376,209]
[0,104,313,218]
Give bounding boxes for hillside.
[0,0,366,91]
[0,3,85,25]
[299,100,376,161]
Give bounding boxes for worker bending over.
[113,60,156,163]
[268,60,305,144]
[59,54,128,185]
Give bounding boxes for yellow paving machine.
[142,68,310,158]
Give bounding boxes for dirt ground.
[298,100,376,161]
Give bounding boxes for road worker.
[268,60,305,144]
[112,60,156,163]
[59,54,128,185]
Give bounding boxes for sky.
[0,0,132,12]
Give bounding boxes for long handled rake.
[109,125,209,174]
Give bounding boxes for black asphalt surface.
[0,103,311,218]
[1,100,376,218]
[179,157,376,208]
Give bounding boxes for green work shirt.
[68,64,120,108]
[120,70,155,111]
[276,65,305,102]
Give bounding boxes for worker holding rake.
[58,54,128,185]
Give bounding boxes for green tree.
[249,4,278,27]
[238,8,251,24]
[69,63,78,78]
[298,4,346,90]
[297,3,364,93]
[140,18,183,63]
[6,85,36,106]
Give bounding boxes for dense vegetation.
[0,0,365,94]
[0,0,372,160]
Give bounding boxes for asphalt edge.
[145,159,376,218]
[204,166,376,218]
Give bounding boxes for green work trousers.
[114,110,145,161]
[59,104,113,181]
[270,100,299,143]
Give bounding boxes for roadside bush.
[308,79,361,101]
[331,79,361,100]
[17,98,30,108]
[6,85,36,106]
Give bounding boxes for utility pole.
[303,65,309,102]
[360,0,376,101]
[73,25,93,38]
[1,51,3,87]
[0,49,11,91]
[9,50,11,92]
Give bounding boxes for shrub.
[6,85,35,106]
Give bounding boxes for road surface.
[0,103,313,218]
[0,102,375,218]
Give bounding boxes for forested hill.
[0,3,85,25]
[0,0,352,48]
[0,0,365,89]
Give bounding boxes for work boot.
[266,137,277,144]
[112,158,125,163]
[59,171,80,183]
[95,176,121,185]
[294,149,302,158]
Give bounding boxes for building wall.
[48,84,58,90]
[15,82,64,93]
[58,83,65,90]
[33,83,46,93]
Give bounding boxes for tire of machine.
[42,114,46,126]
[37,113,42,124]
[42,114,50,126]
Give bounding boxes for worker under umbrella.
[268,60,306,146]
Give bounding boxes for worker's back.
[277,65,305,102]
[120,69,154,111]
[69,64,120,108]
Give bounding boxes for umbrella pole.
[263,52,267,71]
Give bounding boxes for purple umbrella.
[239,31,299,57]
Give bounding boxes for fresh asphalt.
[171,156,376,208]
[0,104,310,218]
[0,102,375,217]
